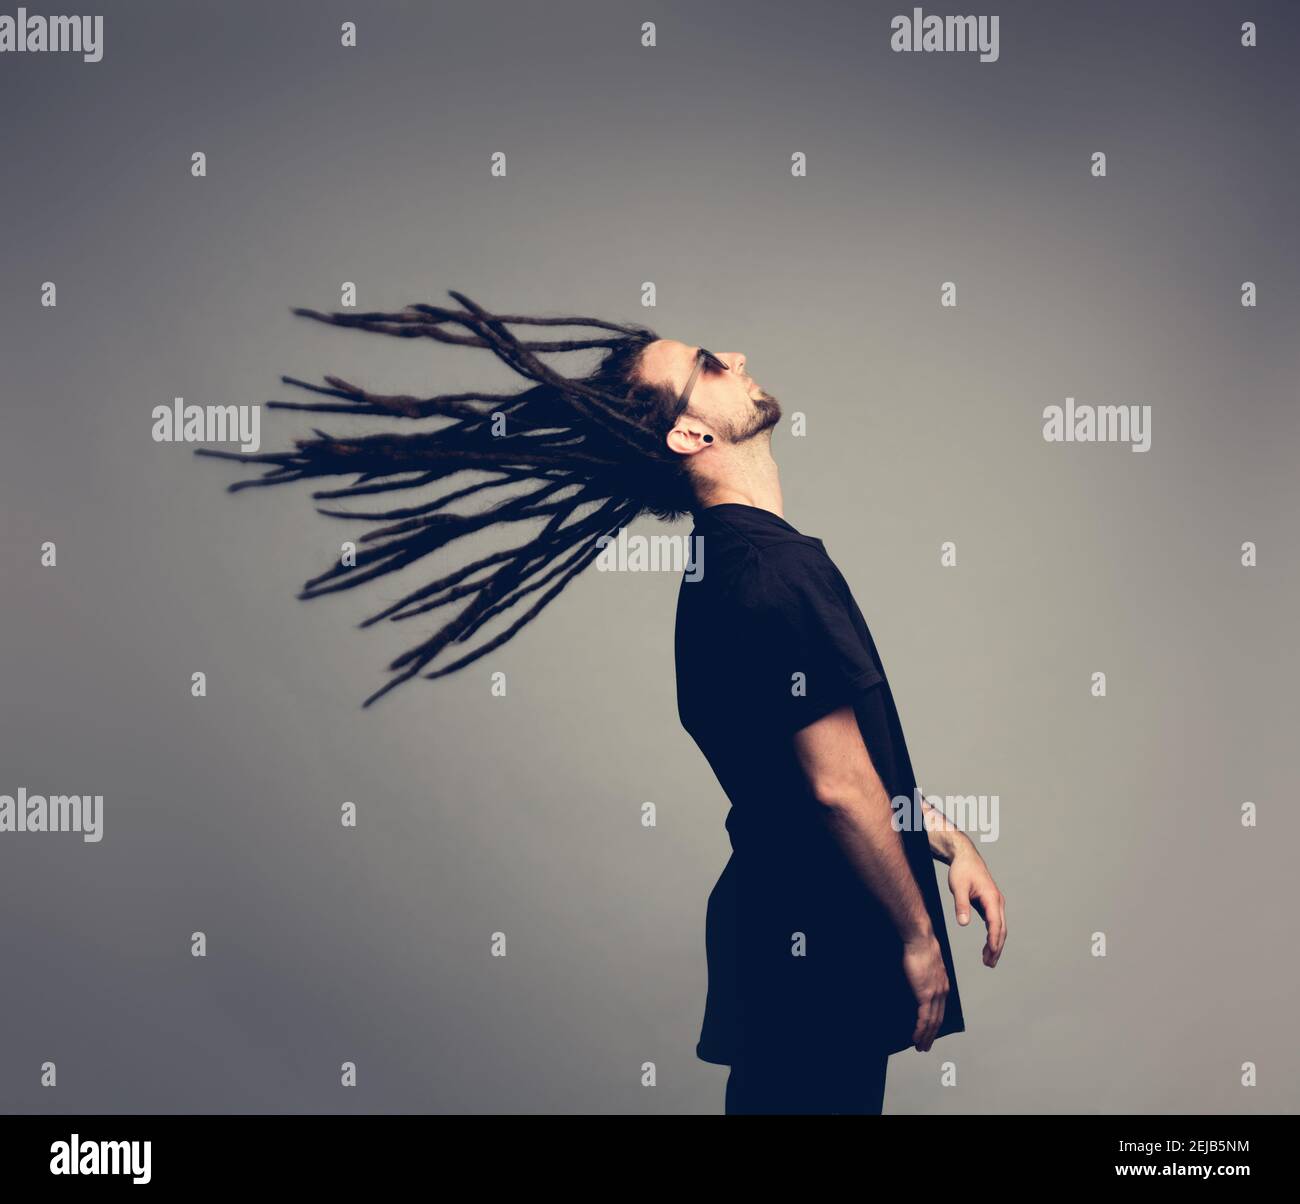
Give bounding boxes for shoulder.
[753,535,839,587]
[737,538,843,619]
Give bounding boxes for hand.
[948,840,1007,968]
[900,932,949,1052]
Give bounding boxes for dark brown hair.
[197,291,693,705]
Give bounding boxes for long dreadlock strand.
[196,291,693,705]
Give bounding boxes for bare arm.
[792,702,951,1049]
[917,791,1009,968]
[918,794,962,864]
[792,703,931,941]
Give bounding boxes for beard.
[726,391,782,443]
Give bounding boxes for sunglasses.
[674,347,731,417]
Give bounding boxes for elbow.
[808,780,858,811]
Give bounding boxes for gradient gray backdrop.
[2,0,1297,1113]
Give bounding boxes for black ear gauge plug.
[703,434,713,443]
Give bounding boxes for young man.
[636,339,1007,1114]
[201,296,1006,1114]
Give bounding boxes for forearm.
[818,783,934,942]
[917,793,966,865]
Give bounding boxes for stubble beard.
[728,392,782,443]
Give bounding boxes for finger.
[921,994,942,1051]
[917,988,944,1052]
[914,997,937,1050]
[931,991,947,1047]
[952,881,972,926]
[984,895,1006,966]
[989,896,1007,964]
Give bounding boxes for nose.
[722,351,746,374]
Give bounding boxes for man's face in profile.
[639,339,782,445]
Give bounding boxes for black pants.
[724,1049,890,1115]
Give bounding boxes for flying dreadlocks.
[196,291,689,706]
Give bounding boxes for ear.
[666,420,714,456]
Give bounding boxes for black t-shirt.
[674,502,966,1064]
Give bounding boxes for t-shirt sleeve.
[740,542,884,735]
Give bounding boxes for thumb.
[953,883,972,926]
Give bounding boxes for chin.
[743,398,782,439]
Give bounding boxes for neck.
[698,447,784,518]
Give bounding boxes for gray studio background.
[2,0,1297,1114]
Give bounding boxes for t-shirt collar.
[691,502,823,545]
